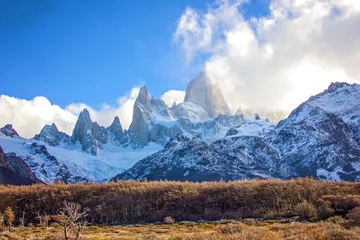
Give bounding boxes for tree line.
[0,178,359,226]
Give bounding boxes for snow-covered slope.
[1,79,359,184]
[0,133,162,183]
[113,82,360,182]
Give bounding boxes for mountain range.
[0,72,359,184]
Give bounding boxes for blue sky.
[0,0,270,109]
[1,0,359,138]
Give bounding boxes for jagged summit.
[107,116,124,143]
[0,124,19,137]
[184,71,230,118]
[71,108,102,155]
[327,82,351,92]
[34,123,71,146]
[128,85,152,144]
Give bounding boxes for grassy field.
[1,218,360,240]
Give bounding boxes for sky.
[1,0,360,138]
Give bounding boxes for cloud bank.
[161,90,186,107]
[0,87,140,138]
[174,0,360,112]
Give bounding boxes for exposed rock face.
[112,135,278,181]
[128,86,152,144]
[0,146,41,185]
[6,152,42,184]
[0,124,19,137]
[107,116,124,143]
[0,146,13,170]
[25,142,85,183]
[113,82,360,182]
[34,123,71,146]
[184,72,230,118]
[71,109,107,155]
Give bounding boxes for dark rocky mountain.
[112,82,360,182]
[0,124,19,137]
[1,78,359,184]
[0,146,41,185]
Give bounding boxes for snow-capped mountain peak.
[0,124,20,137]
[34,123,71,147]
[184,71,230,118]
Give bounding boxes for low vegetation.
[0,178,359,239]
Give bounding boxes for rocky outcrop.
[0,146,41,185]
[34,123,71,146]
[6,152,42,184]
[113,82,360,182]
[0,124,19,137]
[184,72,230,118]
[71,109,107,155]
[128,86,152,144]
[0,146,13,170]
[107,116,124,143]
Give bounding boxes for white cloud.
[161,90,186,107]
[174,0,360,113]
[0,87,140,138]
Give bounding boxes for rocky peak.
[71,108,99,155]
[327,82,350,92]
[34,123,71,147]
[107,116,124,143]
[129,85,152,144]
[137,86,152,112]
[0,124,19,137]
[184,71,230,118]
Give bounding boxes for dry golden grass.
[1,218,360,240]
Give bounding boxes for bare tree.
[18,211,25,228]
[35,211,50,227]
[54,201,89,240]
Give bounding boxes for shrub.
[347,206,360,227]
[294,200,317,219]
[323,195,360,213]
[163,216,175,224]
[316,200,335,220]
[4,207,15,231]
[326,216,346,225]
[217,222,246,234]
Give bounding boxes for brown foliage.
[347,207,360,227]
[0,178,358,225]
[294,200,317,219]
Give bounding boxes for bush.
[347,206,360,227]
[217,222,246,234]
[4,207,15,231]
[326,216,346,225]
[323,195,360,213]
[316,200,335,220]
[163,216,175,224]
[294,200,317,219]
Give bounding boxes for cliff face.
[184,72,230,118]
[128,86,152,144]
[0,146,41,185]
